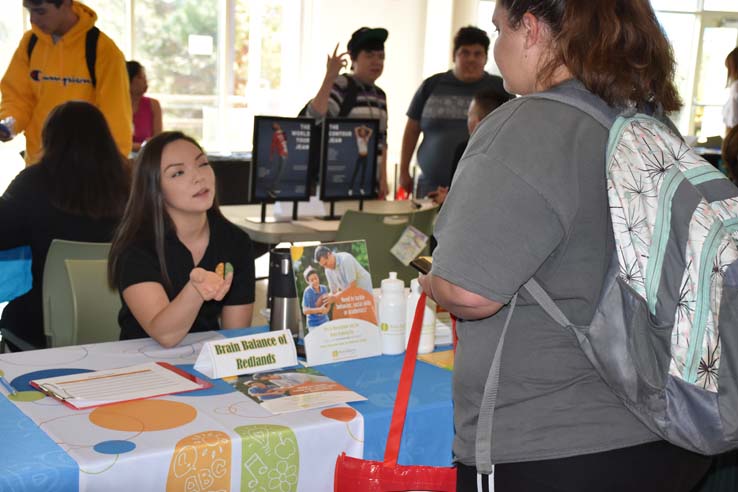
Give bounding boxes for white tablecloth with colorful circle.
[0,330,364,491]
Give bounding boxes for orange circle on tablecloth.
[321,407,357,422]
[89,400,196,432]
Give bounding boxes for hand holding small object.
[427,186,449,205]
[190,265,233,301]
[417,273,436,303]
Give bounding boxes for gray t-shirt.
[432,83,658,465]
[406,71,509,189]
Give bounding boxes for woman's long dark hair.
[726,48,738,85]
[108,131,223,290]
[126,60,143,83]
[38,101,129,219]
[723,126,738,184]
[499,0,682,112]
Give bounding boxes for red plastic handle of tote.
[383,291,427,467]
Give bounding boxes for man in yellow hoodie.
[0,0,132,164]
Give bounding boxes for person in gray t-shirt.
[399,26,511,198]
[419,1,712,491]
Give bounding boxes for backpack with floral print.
[475,84,738,473]
[537,86,738,455]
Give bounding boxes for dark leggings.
[456,440,713,492]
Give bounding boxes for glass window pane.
[478,1,501,76]
[227,0,300,153]
[656,12,700,134]
[0,3,24,78]
[134,0,220,143]
[83,0,128,53]
[0,3,27,192]
[704,0,738,12]
[233,1,250,98]
[651,0,699,12]
[260,4,284,90]
[695,27,738,137]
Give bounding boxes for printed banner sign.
[194,330,297,378]
[289,240,382,365]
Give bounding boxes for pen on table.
[0,375,17,395]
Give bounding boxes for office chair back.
[65,259,122,345]
[42,239,111,347]
[335,207,437,287]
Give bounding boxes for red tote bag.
[334,292,457,491]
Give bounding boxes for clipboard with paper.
[29,362,211,410]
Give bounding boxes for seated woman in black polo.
[108,132,255,347]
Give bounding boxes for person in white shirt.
[314,245,373,300]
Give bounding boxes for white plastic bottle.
[405,278,436,354]
[378,272,406,355]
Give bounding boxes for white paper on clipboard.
[30,362,210,409]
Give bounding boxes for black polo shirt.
[117,211,255,340]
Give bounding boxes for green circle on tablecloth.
[9,390,45,402]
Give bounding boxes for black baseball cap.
[347,27,388,59]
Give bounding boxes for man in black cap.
[305,27,389,198]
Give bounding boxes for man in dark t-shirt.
[399,26,513,198]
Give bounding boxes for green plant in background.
[351,241,370,275]
[135,0,218,96]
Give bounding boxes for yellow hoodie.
[0,2,132,164]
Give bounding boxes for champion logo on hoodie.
[28,70,92,86]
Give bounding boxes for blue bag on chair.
[0,246,32,303]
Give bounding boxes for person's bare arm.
[378,148,388,199]
[151,97,163,136]
[303,304,329,315]
[399,118,421,193]
[122,269,233,348]
[310,44,349,116]
[221,304,254,329]
[418,272,503,320]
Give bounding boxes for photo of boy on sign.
[291,241,377,328]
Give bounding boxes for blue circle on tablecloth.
[171,364,235,397]
[93,440,136,455]
[11,368,94,392]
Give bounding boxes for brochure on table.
[290,240,382,366]
[227,367,366,414]
[194,330,297,378]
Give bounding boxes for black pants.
[456,440,712,492]
[350,154,368,190]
